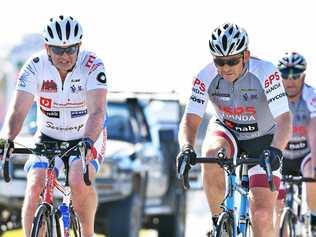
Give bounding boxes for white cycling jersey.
[185,57,290,140]
[16,49,107,141]
[284,84,316,159]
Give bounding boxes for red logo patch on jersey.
[192,78,206,92]
[40,97,52,108]
[41,80,57,92]
[85,55,96,68]
[264,71,280,88]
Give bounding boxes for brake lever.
[78,142,91,186]
[263,151,275,192]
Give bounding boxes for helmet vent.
[222,35,227,51]
[228,43,235,55]
[66,21,71,40]
[215,44,224,55]
[74,24,79,37]
[47,26,54,39]
[55,22,62,40]
[59,15,64,20]
[236,36,245,51]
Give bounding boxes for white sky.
[1,0,316,94]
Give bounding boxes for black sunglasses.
[214,55,243,67]
[281,73,302,80]
[49,44,79,56]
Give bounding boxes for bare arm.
[271,111,292,150]
[4,91,34,140]
[178,113,202,149]
[84,89,107,142]
[307,117,316,173]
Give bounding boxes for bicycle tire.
[70,208,82,237]
[279,208,296,237]
[215,212,233,237]
[30,204,55,237]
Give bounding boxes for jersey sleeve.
[84,53,108,91]
[184,69,209,118]
[260,64,289,118]
[16,57,39,95]
[305,86,316,118]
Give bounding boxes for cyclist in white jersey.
[276,52,316,235]
[0,15,107,237]
[177,23,292,237]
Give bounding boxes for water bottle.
[59,203,70,236]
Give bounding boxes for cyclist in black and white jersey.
[0,15,107,237]
[276,52,316,235]
[177,23,292,237]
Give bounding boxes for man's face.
[213,51,249,82]
[281,72,305,98]
[46,43,80,72]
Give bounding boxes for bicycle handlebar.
[1,141,91,186]
[282,175,316,184]
[180,151,275,192]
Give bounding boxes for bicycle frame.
[222,159,251,237]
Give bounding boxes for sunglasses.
[49,44,79,56]
[281,73,302,80]
[214,55,243,67]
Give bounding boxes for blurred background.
[1,0,316,236]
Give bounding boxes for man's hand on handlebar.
[259,146,282,171]
[176,144,196,189]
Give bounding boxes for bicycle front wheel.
[279,208,296,237]
[215,212,233,237]
[30,204,56,237]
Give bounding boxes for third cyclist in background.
[277,52,316,236]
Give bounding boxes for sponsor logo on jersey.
[88,62,104,75]
[41,80,57,92]
[71,78,80,82]
[71,109,88,118]
[311,97,316,107]
[268,92,286,103]
[211,92,230,101]
[241,93,258,101]
[265,83,281,94]
[40,97,52,108]
[293,125,307,137]
[40,107,60,118]
[223,119,258,133]
[192,78,206,92]
[192,87,205,95]
[264,71,281,88]
[286,140,308,151]
[219,106,256,121]
[295,113,308,122]
[190,95,205,104]
[85,55,96,68]
[96,72,107,84]
[53,101,85,108]
[46,121,84,132]
[70,84,83,93]
[32,57,40,63]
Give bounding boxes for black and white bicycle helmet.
[209,23,248,57]
[277,52,307,75]
[43,15,83,46]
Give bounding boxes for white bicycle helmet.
[278,52,307,75]
[43,15,83,46]
[209,23,248,57]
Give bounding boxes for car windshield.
[107,102,134,142]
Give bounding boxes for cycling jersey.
[16,49,107,141]
[283,84,316,159]
[185,57,290,140]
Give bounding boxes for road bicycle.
[279,175,316,237]
[1,140,91,237]
[179,149,275,237]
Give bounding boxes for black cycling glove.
[259,146,282,171]
[176,144,196,177]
